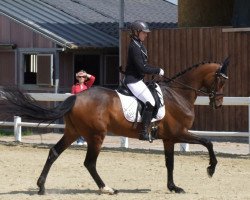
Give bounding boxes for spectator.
[71,69,95,145]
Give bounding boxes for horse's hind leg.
[37,129,77,195]
[163,140,185,193]
[84,134,118,195]
[178,132,217,177]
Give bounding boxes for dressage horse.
[0,58,229,194]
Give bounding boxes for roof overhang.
[0,44,17,50]
[0,11,118,50]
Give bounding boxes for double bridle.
[162,68,226,108]
[207,70,226,108]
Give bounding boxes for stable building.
[0,0,177,93]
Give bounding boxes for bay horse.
[0,58,229,195]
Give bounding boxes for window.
[24,54,37,84]
[23,54,53,85]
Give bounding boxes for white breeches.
[127,80,155,107]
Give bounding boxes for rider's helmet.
[130,21,150,37]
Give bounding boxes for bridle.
[206,69,227,108]
[162,67,227,109]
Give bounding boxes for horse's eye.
[219,77,225,85]
[216,78,226,90]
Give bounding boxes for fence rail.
[0,93,249,154]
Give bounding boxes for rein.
[160,62,215,96]
[161,75,209,96]
[160,64,225,104]
[120,62,224,103]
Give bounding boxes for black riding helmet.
[130,21,150,37]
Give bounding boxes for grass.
[0,129,33,136]
[0,129,13,136]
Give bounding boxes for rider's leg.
[127,81,155,106]
[127,81,155,140]
[139,101,154,140]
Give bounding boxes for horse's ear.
[220,56,229,79]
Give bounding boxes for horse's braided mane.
[166,61,220,82]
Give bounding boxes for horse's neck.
[172,77,201,105]
[164,87,194,110]
[173,65,209,103]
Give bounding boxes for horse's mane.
[164,61,220,83]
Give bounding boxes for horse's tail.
[0,87,76,123]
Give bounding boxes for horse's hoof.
[169,185,185,193]
[207,166,215,177]
[37,189,45,195]
[99,186,118,195]
[173,187,185,194]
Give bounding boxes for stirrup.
[139,132,154,143]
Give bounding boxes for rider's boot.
[139,102,154,141]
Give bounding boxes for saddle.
[117,80,164,120]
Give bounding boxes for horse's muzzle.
[209,93,224,109]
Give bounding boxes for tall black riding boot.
[139,102,154,141]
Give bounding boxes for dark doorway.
[74,55,100,85]
[232,0,250,27]
[24,54,37,84]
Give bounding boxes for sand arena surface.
[0,141,250,200]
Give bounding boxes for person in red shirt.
[71,70,95,145]
[71,70,95,94]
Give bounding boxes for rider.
[124,20,164,141]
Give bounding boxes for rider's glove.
[159,68,164,76]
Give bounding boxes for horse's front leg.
[84,135,118,195]
[163,140,185,193]
[178,132,217,177]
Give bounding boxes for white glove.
[159,68,164,76]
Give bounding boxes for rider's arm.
[131,43,160,75]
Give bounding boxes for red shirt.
[71,75,95,94]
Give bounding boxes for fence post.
[14,116,21,142]
[180,143,189,152]
[120,137,128,148]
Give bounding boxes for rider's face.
[138,31,148,42]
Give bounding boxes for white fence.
[0,93,250,154]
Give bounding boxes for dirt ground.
[0,133,249,155]
[0,137,250,200]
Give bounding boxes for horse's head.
[161,58,229,109]
[204,57,229,109]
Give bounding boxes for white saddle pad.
[116,84,165,122]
